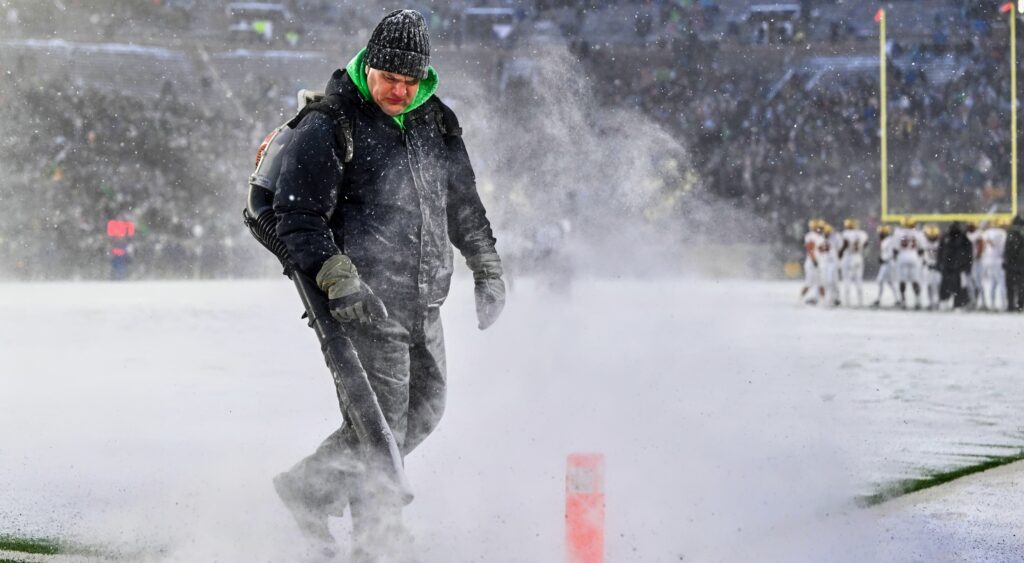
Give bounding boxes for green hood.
[345,47,438,130]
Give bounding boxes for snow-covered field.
[2,277,1024,562]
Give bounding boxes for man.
[937,221,972,309]
[838,218,868,306]
[893,217,925,309]
[965,221,984,307]
[270,10,505,560]
[1003,216,1024,312]
[800,218,825,304]
[873,224,899,307]
[981,218,1008,310]
[921,224,941,309]
[820,222,842,306]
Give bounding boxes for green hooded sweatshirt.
[345,47,438,130]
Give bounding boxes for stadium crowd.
[0,0,1020,280]
[0,74,253,279]
[583,14,1016,249]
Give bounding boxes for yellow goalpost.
[877,5,1019,223]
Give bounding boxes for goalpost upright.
[878,8,889,221]
[1011,1,1018,218]
[878,4,1018,223]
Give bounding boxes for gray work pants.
[287,304,447,513]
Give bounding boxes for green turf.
[0,536,60,555]
[859,449,1024,507]
[0,534,142,561]
[0,535,114,558]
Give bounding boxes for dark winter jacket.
[1004,220,1024,272]
[273,68,496,312]
[938,223,972,273]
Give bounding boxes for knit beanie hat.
[364,10,431,80]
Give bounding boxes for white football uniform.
[981,227,1007,310]
[967,229,984,306]
[893,227,924,284]
[802,231,824,301]
[921,237,941,308]
[840,228,868,306]
[820,233,842,305]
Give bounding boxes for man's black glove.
[316,254,388,323]
[467,253,506,330]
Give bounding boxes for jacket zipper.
[404,125,428,297]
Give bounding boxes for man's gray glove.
[316,254,388,323]
[467,253,506,330]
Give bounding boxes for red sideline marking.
[566,453,604,563]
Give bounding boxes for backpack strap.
[286,93,355,163]
[431,98,463,139]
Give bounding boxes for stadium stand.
[0,0,1018,278]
